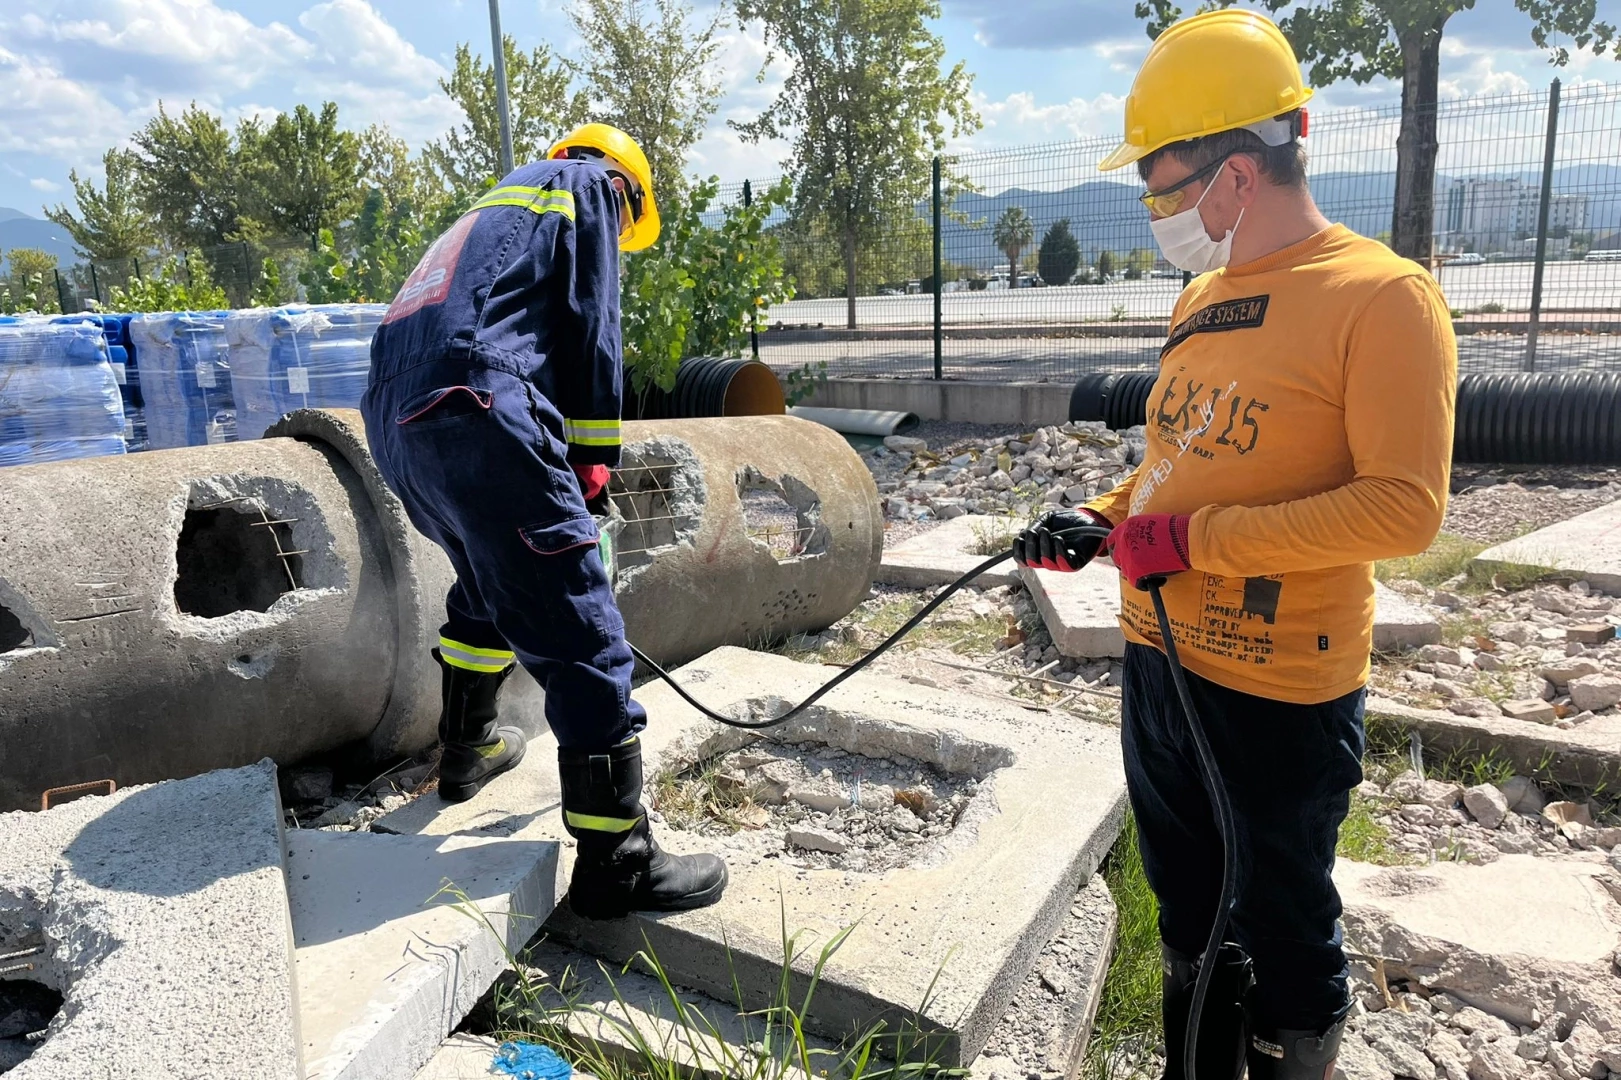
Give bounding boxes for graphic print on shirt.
[1160,295,1269,359]
[382,212,479,325]
[1122,572,1284,667]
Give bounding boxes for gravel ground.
[1446,467,1621,544]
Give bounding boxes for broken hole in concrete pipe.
[174,504,303,618]
[738,467,829,562]
[0,604,31,654]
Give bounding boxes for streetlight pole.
[488,0,515,176]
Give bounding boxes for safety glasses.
[1139,155,1229,219]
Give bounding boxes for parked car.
[1450,252,1485,265]
[1586,250,1621,262]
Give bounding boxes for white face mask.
[1149,171,1243,274]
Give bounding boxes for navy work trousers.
[361,361,643,750]
[1120,642,1365,1031]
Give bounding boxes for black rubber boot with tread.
[1246,1010,1348,1080]
[433,648,526,803]
[559,739,728,920]
[1161,941,1252,1080]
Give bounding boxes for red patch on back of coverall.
[382,212,478,325]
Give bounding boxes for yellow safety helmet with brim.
[1099,8,1313,173]
[548,124,661,252]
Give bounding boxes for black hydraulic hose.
[628,526,1236,1080]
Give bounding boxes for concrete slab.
[0,761,301,1080]
[1024,569,1440,660]
[877,515,1026,588]
[418,877,1116,1080]
[1366,696,1621,788]
[1475,498,1621,592]
[1335,855,1621,966]
[288,829,557,1080]
[380,646,1127,1069]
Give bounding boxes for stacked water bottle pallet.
[226,304,385,441]
[0,317,127,467]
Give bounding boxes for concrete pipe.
[0,410,879,809]
[613,415,883,667]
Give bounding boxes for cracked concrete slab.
[382,646,1127,1068]
[877,515,1026,589]
[1023,568,1440,659]
[1475,499,1621,592]
[0,761,301,1080]
[1366,696,1621,787]
[1335,855,1621,967]
[288,829,557,1080]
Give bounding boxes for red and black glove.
[571,464,612,518]
[1013,508,1113,573]
[1106,514,1192,590]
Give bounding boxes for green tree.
[1095,249,1118,281]
[621,177,795,400]
[45,149,155,261]
[1037,218,1080,286]
[357,124,420,213]
[1124,247,1156,279]
[733,0,979,329]
[1134,1,1618,262]
[570,0,726,206]
[106,251,228,313]
[130,102,252,250]
[424,36,590,195]
[993,207,1035,288]
[249,103,363,240]
[1,249,61,314]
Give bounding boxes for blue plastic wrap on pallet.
[225,304,385,440]
[0,319,127,467]
[128,312,235,448]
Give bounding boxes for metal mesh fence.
[747,80,1621,384]
[56,237,318,314]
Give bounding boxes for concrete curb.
[1365,696,1621,786]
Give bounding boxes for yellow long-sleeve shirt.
[1089,224,1457,704]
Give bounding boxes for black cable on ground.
[629,526,1236,1080]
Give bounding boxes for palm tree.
[993,206,1034,289]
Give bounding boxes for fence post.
[743,180,759,362]
[53,269,68,314]
[1524,77,1561,373]
[132,257,141,282]
[932,156,943,381]
[89,261,101,305]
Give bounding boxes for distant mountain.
[0,211,81,273]
[935,164,1621,272]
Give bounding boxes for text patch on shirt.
[1160,295,1270,360]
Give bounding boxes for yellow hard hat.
[549,123,661,252]
[1099,8,1313,172]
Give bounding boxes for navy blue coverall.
[360,159,643,750]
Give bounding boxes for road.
[759,331,1621,381]
[763,260,1621,329]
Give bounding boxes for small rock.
[1401,804,1437,826]
[1470,1044,1526,1080]
[1038,966,1067,996]
[1449,699,1498,719]
[1490,622,1536,646]
[1340,1035,1399,1080]
[1475,652,1507,672]
[1464,784,1510,830]
[1557,1021,1609,1080]
[1420,645,1465,666]
[787,826,849,855]
[1431,1032,1473,1080]
[887,807,923,834]
[1502,699,1559,725]
[884,435,926,453]
[1567,673,1621,712]
[1499,776,1546,814]
[1452,1008,1518,1041]
[1517,1035,1550,1063]
[1566,623,1616,645]
[1372,1033,1437,1079]
[1538,658,1603,689]
[312,800,364,828]
[1434,590,1466,609]
[284,765,335,803]
[1433,679,1466,699]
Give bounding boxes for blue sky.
[0,0,1615,217]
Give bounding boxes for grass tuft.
[1374,533,1486,588]
[1085,815,1161,1080]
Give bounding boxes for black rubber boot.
[1246,1011,1348,1080]
[558,738,728,920]
[1161,942,1252,1080]
[433,648,526,803]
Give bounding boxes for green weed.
[1374,533,1485,588]
[1084,815,1161,1080]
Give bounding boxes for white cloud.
[0,44,131,160]
[963,89,1124,147]
[30,178,61,192]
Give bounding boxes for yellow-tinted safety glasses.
[1139,155,1229,219]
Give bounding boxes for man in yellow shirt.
[1014,11,1456,1080]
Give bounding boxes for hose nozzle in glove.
[1012,508,1112,572]
[1106,513,1192,591]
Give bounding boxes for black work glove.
[1013,508,1112,573]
